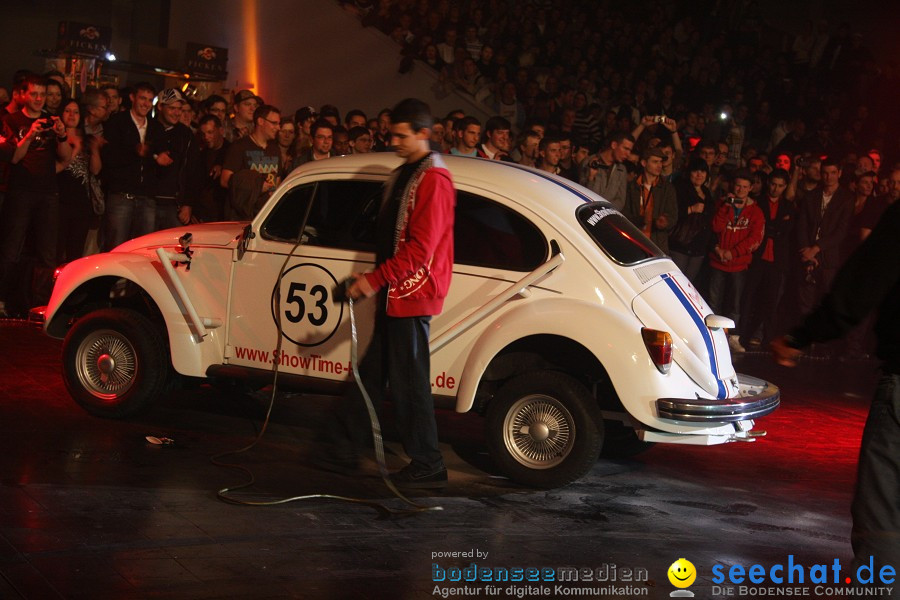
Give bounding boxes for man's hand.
[156,151,174,166]
[24,118,45,141]
[800,245,820,263]
[770,336,802,367]
[177,205,192,225]
[209,164,222,179]
[661,117,677,132]
[655,214,669,230]
[640,115,657,127]
[51,116,66,137]
[347,273,376,300]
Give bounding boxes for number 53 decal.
[271,263,343,347]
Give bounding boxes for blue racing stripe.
[660,273,727,399]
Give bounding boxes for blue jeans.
[103,193,156,251]
[707,268,747,333]
[338,310,444,472]
[155,200,181,231]
[851,374,900,570]
[670,250,705,285]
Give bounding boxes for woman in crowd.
[56,99,102,262]
[669,158,714,284]
[278,117,298,176]
[44,79,65,116]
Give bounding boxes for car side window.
[261,180,382,251]
[454,191,547,271]
[261,183,316,242]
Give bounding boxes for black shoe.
[389,464,448,490]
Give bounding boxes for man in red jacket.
[338,98,455,489]
[707,170,765,354]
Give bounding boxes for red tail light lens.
[642,328,673,374]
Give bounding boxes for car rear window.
[576,202,665,265]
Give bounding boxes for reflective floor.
[0,320,881,599]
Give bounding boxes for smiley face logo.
[668,558,696,588]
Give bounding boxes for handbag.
[669,212,707,247]
[87,172,105,216]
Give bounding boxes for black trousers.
[742,259,788,344]
[0,189,59,306]
[851,373,900,570]
[338,311,444,472]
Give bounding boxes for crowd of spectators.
[0,1,897,360]
[345,0,898,356]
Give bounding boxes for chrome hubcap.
[75,330,137,399]
[503,395,574,469]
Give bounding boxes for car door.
[225,177,383,381]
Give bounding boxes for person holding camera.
[579,131,634,211]
[0,74,72,315]
[707,170,765,354]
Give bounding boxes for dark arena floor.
[0,319,888,599]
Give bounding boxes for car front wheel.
[62,308,171,418]
[486,371,604,488]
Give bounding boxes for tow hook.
[732,430,767,442]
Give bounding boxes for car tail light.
[642,328,673,374]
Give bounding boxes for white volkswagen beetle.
[41,154,779,488]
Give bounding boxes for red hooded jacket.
[364,153,456,317]
[708,199,765,273]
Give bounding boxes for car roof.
[282,153,607,212]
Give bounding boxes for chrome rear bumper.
[657,374,780,422]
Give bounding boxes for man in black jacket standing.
[153,88,201,230]
[101,82,169,250]
[741,169,795,347]
[794,156,854,316]
[772,198,900,573]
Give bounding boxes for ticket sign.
[185,43,228,79]
[57,21,112,57]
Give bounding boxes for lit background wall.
[167,0,489,120]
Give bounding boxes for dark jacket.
[101,111,166,196]
[622,176,678,254]
[795,186,854,272]
[670,180,714,256]
[790,201,900,374]
[226,169,265,220]
[753,196,796,267]
[155,121,202,204]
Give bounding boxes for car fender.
[45,252,225,377]
[454,297,655,414]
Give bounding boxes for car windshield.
[575,202,665,265]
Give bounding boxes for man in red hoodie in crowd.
[330,98,456,490]
[707,170,765,354]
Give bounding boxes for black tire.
[62,308,172,418]
[600,421,656,458]
[486,371,604,488]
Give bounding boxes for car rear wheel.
[486,371,604,488]
[62,308,171,418]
